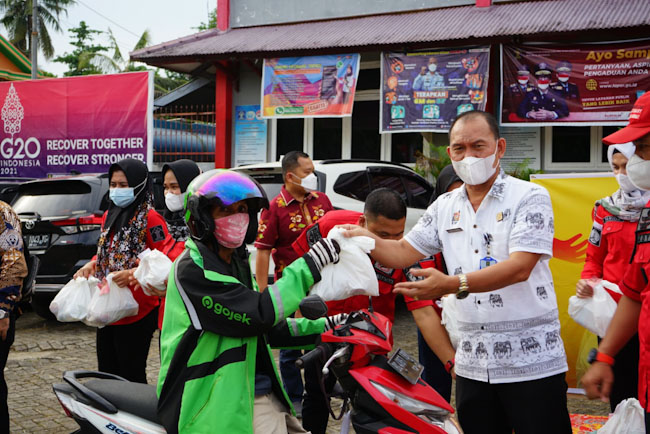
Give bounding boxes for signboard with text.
[234,105,267,166]
[380,47,490,133]
[501,41,650,126]
[0,71,153,179]
[262,54,360,118]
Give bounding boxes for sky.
[2,0,216,76]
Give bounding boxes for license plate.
[27,234,50,249]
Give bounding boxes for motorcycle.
[52,296,460,433]
[295,297,462,434]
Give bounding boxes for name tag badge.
[480,256,498,269]
[446,227,463,233]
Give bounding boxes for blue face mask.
[109,188,136,208]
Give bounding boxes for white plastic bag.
[598,398,645,434]
[85,274,139,328]
[133,248,173,294]
[568,280,622,338]
[49,276,99,322]
[440,294,460,349]
[310,227,379,301]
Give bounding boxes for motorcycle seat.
[84,379,160,423]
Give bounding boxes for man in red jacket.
[582,91,650,429]
[293,188,455,434]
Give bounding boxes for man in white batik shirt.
[341,111,571,434]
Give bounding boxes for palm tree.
[80,27,150,74]
[0,0,76,59]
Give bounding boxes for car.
[12,172,166,319]
[233,159,434,280]
[0,181,23,204]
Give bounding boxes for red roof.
[132,0,650,64]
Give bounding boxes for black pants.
[417,329,452,402]
[96,307,157,383]
[301,359,338,434]
[599,334,639,412]
[0,314,15,434]
[456,373,572,434]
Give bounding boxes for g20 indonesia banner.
[501,41,650,126]
[0,71,153,179]
[380,47,490,133]
[262,54,360,118]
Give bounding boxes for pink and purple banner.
[0,71,153,179]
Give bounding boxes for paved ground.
[6,305,610,433]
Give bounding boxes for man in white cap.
[582,91,650,428]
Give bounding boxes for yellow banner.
[531,173,617,388]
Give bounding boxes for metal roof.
[132,0,650,65]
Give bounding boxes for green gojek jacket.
[157,238,326,434]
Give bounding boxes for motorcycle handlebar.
[295,343,332,369]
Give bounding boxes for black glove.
[307,239,340,272]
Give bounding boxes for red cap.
[603,91,650,145]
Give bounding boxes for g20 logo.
[1,137,40,159]
[1,83,41,160]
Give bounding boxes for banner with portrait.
[262,54,360,118]
[380,47,490,133]
[501,41,650,126]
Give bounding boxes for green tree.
[0,0,76,59]
[195,9,217,31]
[53,21,108,76]
[79,27,151,74]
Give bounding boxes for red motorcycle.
[297,297,462,434]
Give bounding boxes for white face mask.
[518,79,528,86]
[538,83,549,91]
[428,64,437,72]
[292,172,318,192]
[616,173,638,193]
[165,192,185,212]
[558,76,570,83]
[451,145,499,186]
[627,154,650,191]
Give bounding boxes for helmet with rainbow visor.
[184,169,269,243]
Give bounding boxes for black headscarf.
[430,164,462,205]
[162,159,201,241]
[104,158,152,234]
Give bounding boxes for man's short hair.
[282,151,310,178]
[364,188,407,221]
[448,110,500,141]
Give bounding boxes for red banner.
[0,72,152,179]
[500,41,650,126]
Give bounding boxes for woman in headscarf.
[418,164,463,401]
[74,158,170,383]
[576,142,650,411]
[148,159,201,330]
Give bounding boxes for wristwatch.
[587,348,615,366]
[456,274,469,299]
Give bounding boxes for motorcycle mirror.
[299,295,328,320]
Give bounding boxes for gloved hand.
[306,239,340,272]
[324,313,348,331]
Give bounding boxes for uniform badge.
[638,208,650,232]
[452,211,461,224]
[588,225,602,247]
[149,225,166,243]
[305,223,322,247]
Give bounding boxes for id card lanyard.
[480,233,498,269]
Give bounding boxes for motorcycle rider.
[157,169,340,434]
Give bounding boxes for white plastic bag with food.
[440,294,460,349]
[49,276,99,322]
[568,280,622,338]
[309,227,379,301]
[133,248,173,294]
[598,398,645,434]
[85,274,139,328]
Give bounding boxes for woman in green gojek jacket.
[157,170,340,434]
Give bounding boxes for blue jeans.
[279,349,304,403]
[417,329,452,402]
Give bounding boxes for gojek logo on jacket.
[202,296,251,325]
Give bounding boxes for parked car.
[233,159,434,280]
[0,181,23,204]
[12,172,166,319]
